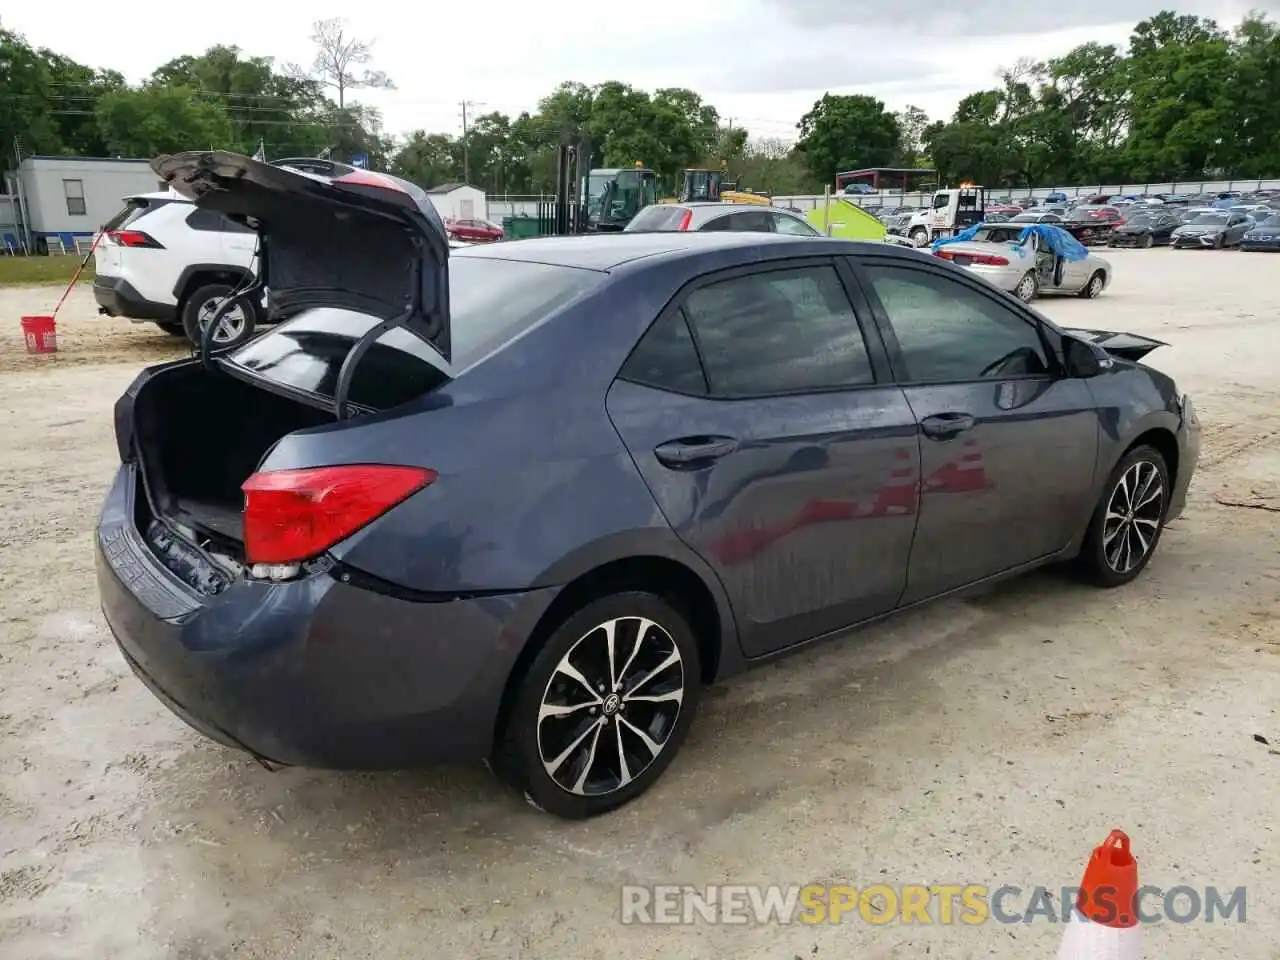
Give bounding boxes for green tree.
[151,45,328,156]
[96,85,234,157]
[795,94,903,187]
[0,25,65,156]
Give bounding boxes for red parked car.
[1060,206,1125,244]
[445,217,503,242]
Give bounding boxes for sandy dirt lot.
[2,252,1279,960]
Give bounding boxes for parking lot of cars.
[2,241,1279,958]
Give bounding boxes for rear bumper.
[96,464,559,769]
[93,276,177,322]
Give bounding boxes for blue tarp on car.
[932,222,1090,261]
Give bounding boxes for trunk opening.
[133,363,332,553]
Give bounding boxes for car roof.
[452,231,909,271]
[126,190,188,204]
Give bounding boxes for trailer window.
[63,180,86,217]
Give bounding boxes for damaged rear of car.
[95,152,599,771]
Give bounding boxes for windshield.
[1253,214,1280,228]
[226,258,605,409]
[584,174,611,217]
[1125,215,1153,227]
[1191,213,1228,225]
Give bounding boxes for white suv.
[93,190,262,346]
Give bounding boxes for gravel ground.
[2,251,1279,960]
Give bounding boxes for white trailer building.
[5,156,162,253]
[425,183,487,222]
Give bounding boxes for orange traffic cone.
[1057,829,1142,960]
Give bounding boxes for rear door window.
[680,263,875,396]
[727,211,773,232]
[103,198,174,232]
[225,257,605,409]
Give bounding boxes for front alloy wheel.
[1078,445,1169,587]
[496,592,701,818]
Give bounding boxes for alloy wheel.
[1088,274,1104,297]
[537,616,685,797]
[1015,274,1036,302]
[198,296,248,344]
[1102,460,1165,574]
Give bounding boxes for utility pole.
[460,100,480,185]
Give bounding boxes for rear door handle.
[654,436,738,467]
[921,412,975,440]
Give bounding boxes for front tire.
[494,591,702,819]
[909,227,929,248]
[180,282,259,349]
[1142,233,1154,249]
[1077,445,1170,587]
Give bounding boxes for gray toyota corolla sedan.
[97,152,1201,819]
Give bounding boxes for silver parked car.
[1171,211,1252,249]
[932,223,1111,303]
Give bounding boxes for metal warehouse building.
[2,156,162,254]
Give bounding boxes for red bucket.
[21,315,57,355]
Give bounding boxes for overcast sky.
[7,0,1276,146]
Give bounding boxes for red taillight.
[676,209,693,231]
[967,254,1009,266]
[107,229,163,248]
[241,465,436,565]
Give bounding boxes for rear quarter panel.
[253,258,759,597]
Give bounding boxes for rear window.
[226,257,604,410]
[625,205,691,232]
[103,197,173,232]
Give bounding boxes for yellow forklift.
[666,163,772,206]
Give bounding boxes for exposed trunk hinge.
[331,239,433,421]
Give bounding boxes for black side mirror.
[1062,335,1111,378]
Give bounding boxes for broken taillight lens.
[241,465,436,565]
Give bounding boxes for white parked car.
[931,223,1111,302]
[93,190,261,347]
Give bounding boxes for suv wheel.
[181,282,259,349]
[494,591,701,819]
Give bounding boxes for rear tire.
[1076,445,1170,587]
[1014,271,1038,303]
[180,282,259,349]
[1078,270,1106,299]
[492,591,701,819]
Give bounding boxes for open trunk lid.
[151,151,451,417]
[1062,328,1167,362]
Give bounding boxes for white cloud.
[5,0,1274,147]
